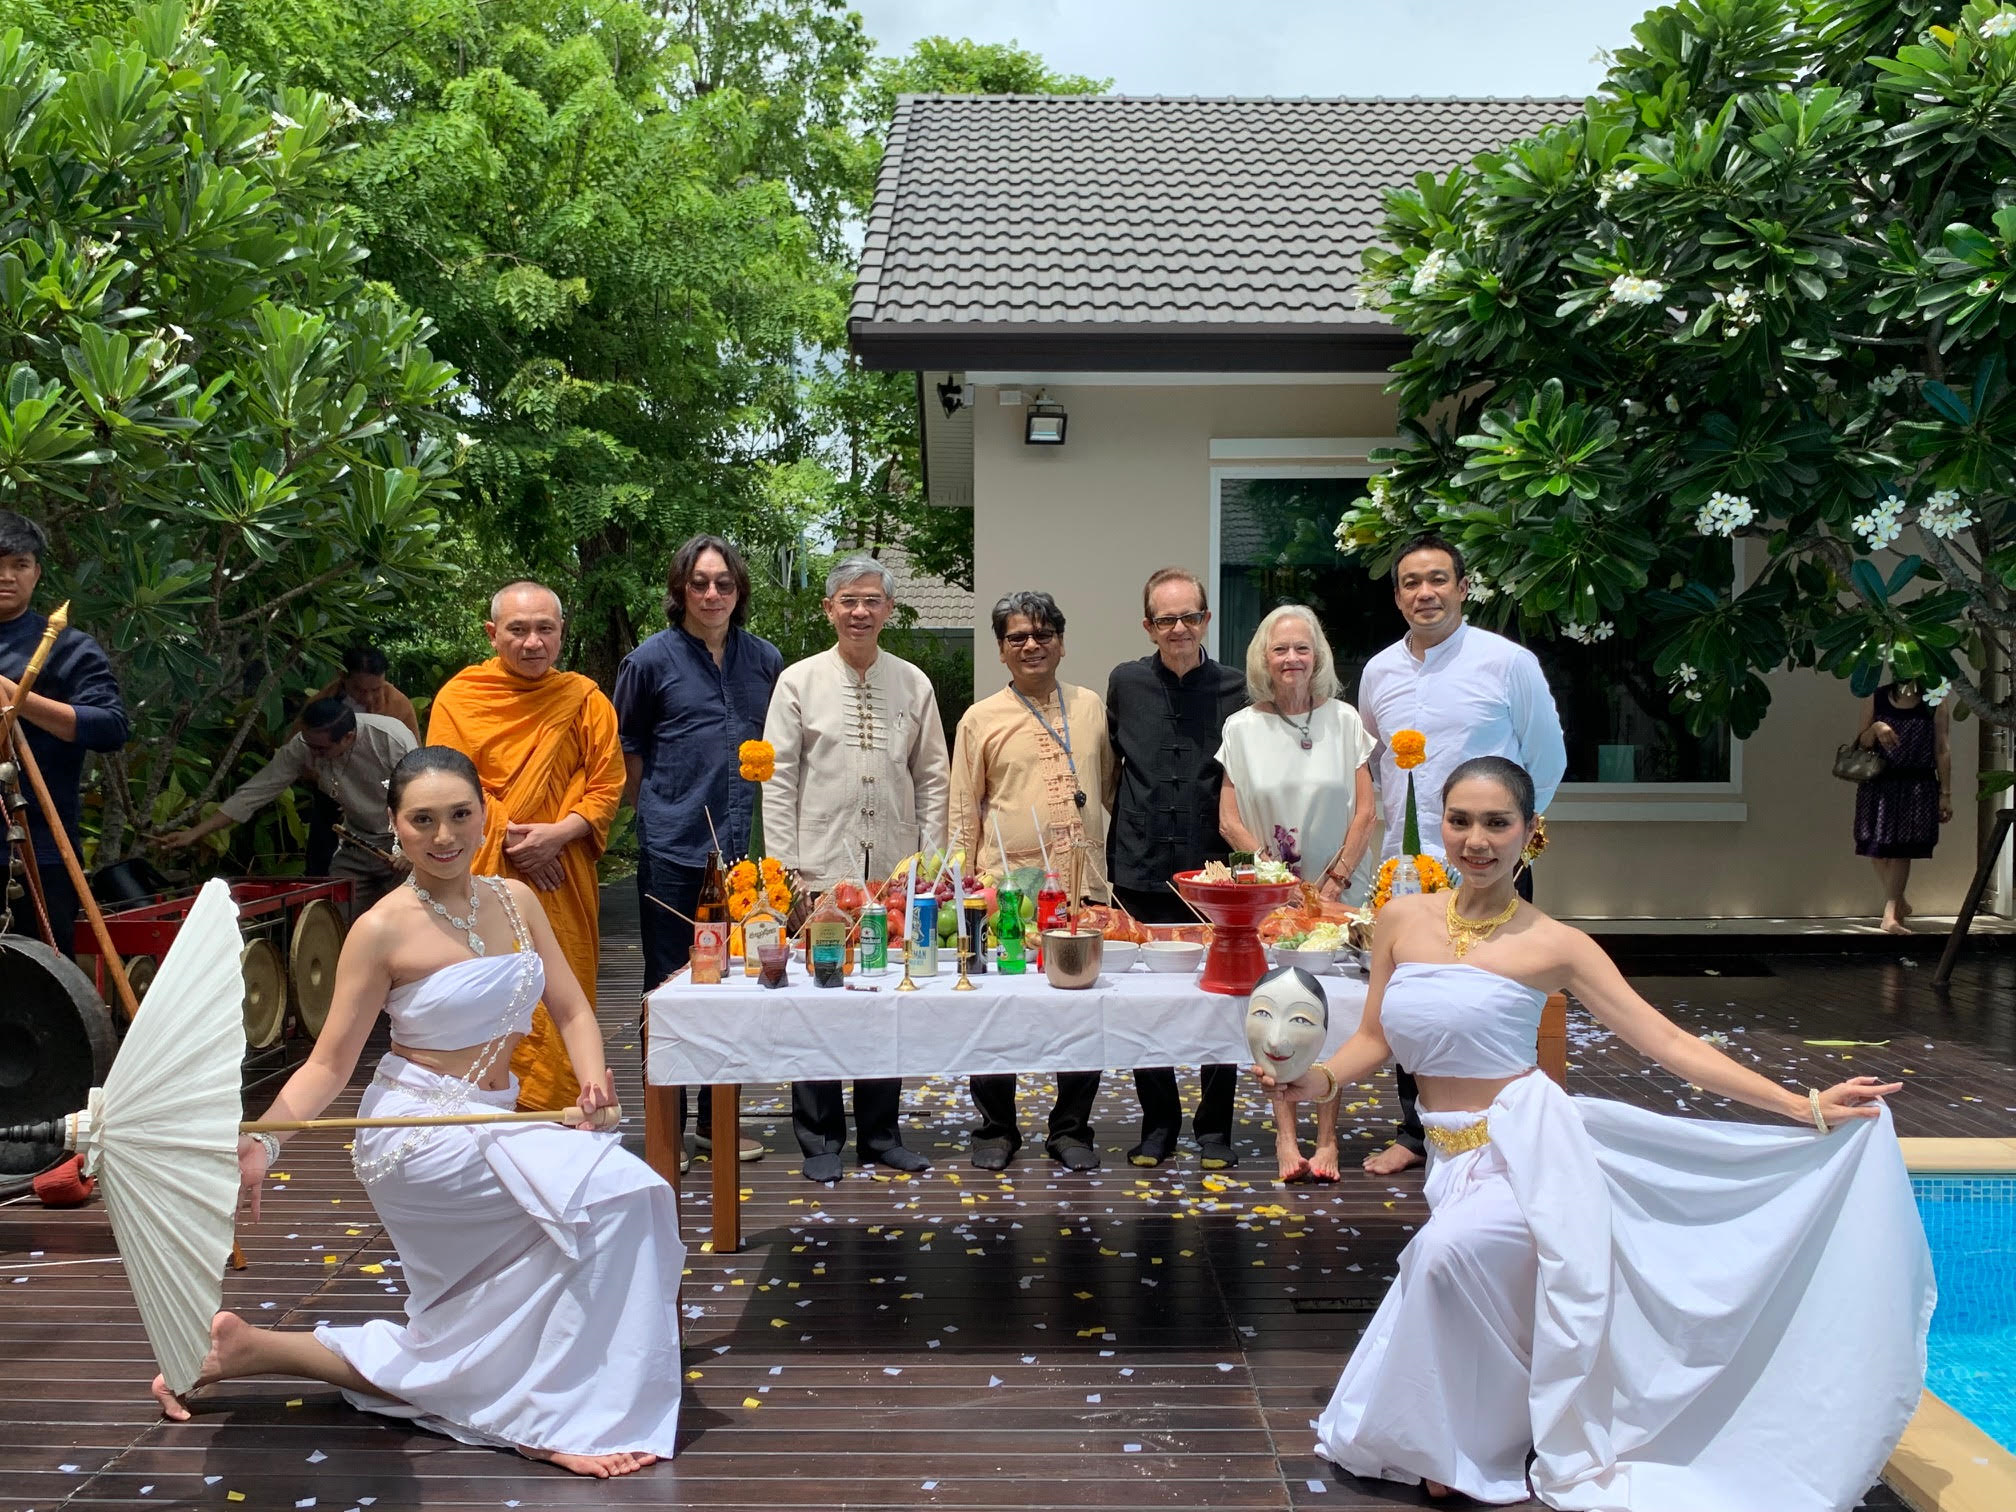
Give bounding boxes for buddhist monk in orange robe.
[428,581,624,1109]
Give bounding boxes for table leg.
[709,1082,742,1254]
[640,1009,681,1194]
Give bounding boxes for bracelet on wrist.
[1806,1088,1829,1136]
[251,1132,281,1166]
[1310,1063,1342,1104]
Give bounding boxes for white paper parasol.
[72,878,244,1393]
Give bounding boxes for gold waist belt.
[1425,1118,1491,1156]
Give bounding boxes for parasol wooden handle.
[242,1105,623,1133]
[0,599,68,754]
[8,726,138,1020]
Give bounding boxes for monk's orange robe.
[427,658,624,1110]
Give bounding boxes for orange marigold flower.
[1390,729,1428,771]
[738,739,774,764]
[727,888,759,922]
[759,857,786,882]
[727,860,759,892]
[764,881,793,912]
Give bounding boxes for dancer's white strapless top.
[384,952,542,1049]
[1379,961,1543,1077]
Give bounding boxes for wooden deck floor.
[4,889,2009,1510]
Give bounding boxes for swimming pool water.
[1915,1175,2016,1453]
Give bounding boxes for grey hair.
[488,580,564,623]
[824,554,896,601]
[1244,603,1337,706]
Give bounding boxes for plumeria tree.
[1338,0,2016,802]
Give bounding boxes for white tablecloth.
[644,966,1368,1084]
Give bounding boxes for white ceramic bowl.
[1273,946,1336,976]
[1140,940,1205,973]
[1101,941,1140,973]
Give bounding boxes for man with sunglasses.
[1105,567,1248,1168]
[948,590,1117,1172]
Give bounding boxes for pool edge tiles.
[1888,1143,2016,1512]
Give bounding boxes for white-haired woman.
[1218,604,1375,1181]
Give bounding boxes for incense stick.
[647,893,702,928]
[1165,879,1213,928]
[703,805,722,856]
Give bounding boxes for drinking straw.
[989,810,1011,878]
[1030,806,1053,875]
[1165,879,1213,927]
[646,894,703,928]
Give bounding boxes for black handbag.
[1832,741,1887,783]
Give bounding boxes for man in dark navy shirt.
[1106,566,1247,1169]
[614,534,783,1165]
[0,511,129,956]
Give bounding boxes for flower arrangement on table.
[1371,728,1452,911]
[725,742,794,952]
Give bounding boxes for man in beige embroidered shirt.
[948,589,1115,1174]
[764,554,949,1181]
[163,697,412,914]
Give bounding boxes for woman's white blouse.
[1216,700,1376,897]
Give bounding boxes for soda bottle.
[1035,868,1066,968]
[808,892,848,988]
[995,885,1026,974]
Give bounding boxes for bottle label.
[691,923,727,985]
[861,910,889,971]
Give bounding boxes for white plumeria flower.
[1918,488,1975,539]
[270,111,300,131]
[454,431,477,450]
[1607,273,1668,307]
[1561,620,1615,645]
[1981,9,2016,39]
[1870,365,1910,397]
[1410,249,1452,296]
[1923,680,1952,707]
[1695,491,1755,537]
[1684,688,1704,702]
[1851,496,1906,552]
[1466,576,1496,604]
[1673,662,1698,684]
[1711,286,1762,328]
[1664,394,1683,414]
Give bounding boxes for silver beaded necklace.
[407,877,486,956]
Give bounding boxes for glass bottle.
[1035,868,1066,968]
[690,849,728,983]
[808,891,849,988]
[742,898,786,980]
[995,885,1026,974]
[696,849,727,924]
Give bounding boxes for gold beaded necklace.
[1445,889,1520,959]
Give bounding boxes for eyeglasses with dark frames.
[1149,611,1209,630]
[1002,628,1058,647]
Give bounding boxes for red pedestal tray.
[1173,871,1300,996]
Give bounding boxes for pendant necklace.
[1277,705,1315,751]
[409,877,486,956]
[1445,889,1519,960]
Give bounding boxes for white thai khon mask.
[1246,965,1328,1083]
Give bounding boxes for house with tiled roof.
[849,93,1982,920]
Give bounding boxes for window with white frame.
[1212,469,1732,786]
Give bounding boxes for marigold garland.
[1369,853,1451,912]
[738,739,776,783]
[727,887,760,923]
[1390,729,1427,770]
[727,859,759,893]
[764,881,792,913]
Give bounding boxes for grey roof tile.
[850,95,1574,334]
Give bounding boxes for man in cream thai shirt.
[1358,531,1566,1175]
[764,554,949,1181]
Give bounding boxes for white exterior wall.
[965,378,1983,920]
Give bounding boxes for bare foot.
[1275,1149,1311,1183]
[1880,909,1912,937]
[520,1447,659,1478]
[1362,1142,1423,1176]
[1898,897,1914,919]
[151,1311,258,1421]
[1424,1478,1454,1499]
[1309,1144,1341,1182]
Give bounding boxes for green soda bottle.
[995,885,1027,974]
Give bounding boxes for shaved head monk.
[427,580,625,1109]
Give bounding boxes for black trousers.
[969,1071,1100,1151]
[306,787,340,875]
[1393,862,1535,1152]
[1114,882,1237,1143]
[639,858,713,1135]
[791,1078,905,1160]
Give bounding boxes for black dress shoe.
[1197,1136,1237,1169]
[801,1152,845,1182]
[869,1144,931,1173]
[1052,1142,1100,1172]
[970,1138,1017,1171]
[1128,1132,1175,1168]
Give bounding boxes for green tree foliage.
[0,2,461,857]
[1338,0,2015,790]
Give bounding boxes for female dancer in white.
[152,747,684,1478]
[1267,756,1932,1511]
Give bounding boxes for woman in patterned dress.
[1851,680,1951,935]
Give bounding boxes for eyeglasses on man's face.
[1002,628,1057,647]
[834,594,888,613]
[1149,611,1208,630]
[688,575,738,598]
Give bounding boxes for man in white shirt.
[1358,533,1567,1174]
[765,555,950,1181]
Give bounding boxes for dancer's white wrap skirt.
[1314,1070,1933,1510]
[314,1056,686,1456]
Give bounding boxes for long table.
[643,964,1369,1251]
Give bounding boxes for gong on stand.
[288,898,344,1040]
[0,936,117,1198]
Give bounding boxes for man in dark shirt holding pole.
[1106,566,1248,1168]
[0,510,129,957]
